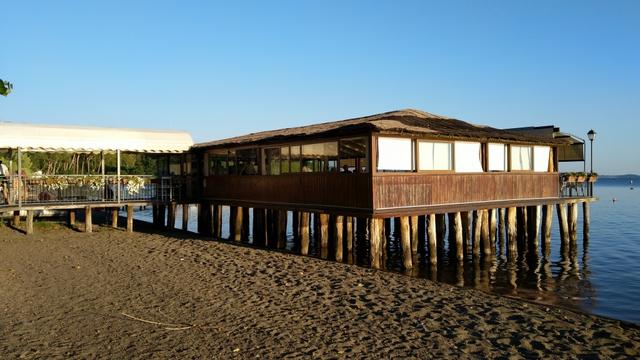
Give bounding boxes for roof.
[506,125,585,145]
[0,122,194,153]
[194,109,565,149]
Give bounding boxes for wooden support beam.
[453,212,464,261]
[277,210,287,249]
[481,209,491,256]
[167,202,176,230]
[346,216,354,260]
[182,204,189,231]
[461,211,470,253]
[427,214,437,265]
[126,205,134,232]
[542,204,553,247]
[111,208,118,228]
[583,201,590,241]
[568,202,578,244]
[213,205,222,239]
[498,208,506,254]
[12,210,20,227]
[369,218,382,269]
[85,206,92,233]
[556,203,569,243]
[410,215,419,260]
[507,207,518,257]
[399,216,412,269]
[528,205,541,250]
[473,210,481,258]
[335,215,344,262]
[69,210,76,227]
[233,206,243,242]
[319,213,329,259]
[26,210,34,235]
[489,208,497,245]
[300,212,310,255]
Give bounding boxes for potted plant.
[587,172,598,183]
[575,172,587,183]
[562,172,577,183]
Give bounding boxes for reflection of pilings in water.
[558,233,571,282]
[427,214,437,265]
[506,255,518,292]
[455,258,464,287]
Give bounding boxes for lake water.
[126,179,640,324]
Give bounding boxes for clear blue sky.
[2,1,638,174]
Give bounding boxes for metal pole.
[590,139,594,196]
[17,148,22,209]
[116,149,121,204]
[101,151,105,201]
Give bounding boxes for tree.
[1,79,13,96]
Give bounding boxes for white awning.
[0,122,194,153]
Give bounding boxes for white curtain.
[511,145,533,171]
[488,143,506,171]
[378,137,413,171]
[454,141,483,172]
[534,146,551,172]
[418,141,452,171]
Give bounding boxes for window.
[280,147,290,174]
[487,143,507,171]
[454,141,482,172]
[237,148,258,175]
[533,146,551,172]
[418,141,452,171]
[301,142,338,172]
[208,150,229,175]
[510,145,533,171]
[339,137,368,173]
[378,137,413,171]
[290,145,301,172]
[264,148,280,175]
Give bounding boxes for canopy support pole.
[101,151,105,202]
[17,147,22,209]
[116,149,121,204]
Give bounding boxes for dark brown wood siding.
[203,173,372,213]
[373,172,559,210]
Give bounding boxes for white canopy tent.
[0,122,194,207]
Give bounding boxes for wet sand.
[1,221,638,358]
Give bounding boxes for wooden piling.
[300,212,310,255]
[556,203,569,242]
[276,210,287,249]
[507,207,517,256]
[583,201,590,240]
[498,208,506,251]
[12,211,20,227]
[568,202,578,244]
[410,215,419,260]
[399,216,412,269]
[85,206,92,233]
[319,213,329,259]
[167,202,176,230]
[243,207,251,241]
[346,216,354,259]
[232,206,243,241]
[461,211,471,254]
[542,204,553,246]
[213,205,222,239]
[111,208,118,228]
[158,204,166,228]
[369,218,383,269]
[473,210,482,258]
[481,209,491,256]
[252,208,266,246]
[69,210,76,227]
[453,212,463,261]
[26,210,34,235]
[182,204,189,230]
[489,208,497,245]
[427,214,437,265]
[335,215,344,262]
[126,205,134,232]
[435,214,446,243]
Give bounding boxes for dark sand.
[1,222,639,359]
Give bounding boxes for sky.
[1,1,638,174]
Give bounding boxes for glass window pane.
[511,145,533,171]
[237,148,258,175]
[281,147,290,174]
[208,150,228,175]
[290,145,301,173]
[533,146,550,172]
[488,143,506,171]
[302,142,338,172]
[418,141,452,171]
[454,141,482,173]
[378,137,413,171]
[265,148,280,175]
[339,137,368,173]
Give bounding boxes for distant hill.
[600,174,639,180]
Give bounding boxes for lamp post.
[587,129,596,196]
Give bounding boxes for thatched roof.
[194,109,565,149]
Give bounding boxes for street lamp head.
[587,129,596,141]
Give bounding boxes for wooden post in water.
[410,215,419,262]
[399,216,412,269]
[69,210,76,227]
[542,204,553,247]
[346,216,354,261]
[242,207,250,241]
[252,208,265,246]
[12,211,20,227]
[583,201,590,241]
[472,210,481,258]
[369,218,382,269]
[232,206,243,241]
[300,212,310,255]
[85,206,92,233]
[556,203,569,242]
[427,214,437,265]
[334,215,344,262]
[481,209,491,256]
[568,202,578,244]
[498,208,506,253]
[276,210,287,249]
[435,214,446,243]
[126,205,134,232]
[461,211,471,255]
[507,207,518,257]
[213,205,222,239]
[181,204,189,230]
[453,212,464,261]
[111,208,119,228]
[319,213,329,259]
[489,208,497,246]
[26,210,34,235]
[167,202,176,230]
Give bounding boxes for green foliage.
[0,79,13,96]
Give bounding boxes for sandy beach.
[1,221,638,359]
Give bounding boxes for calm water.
[126,180,640,324]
